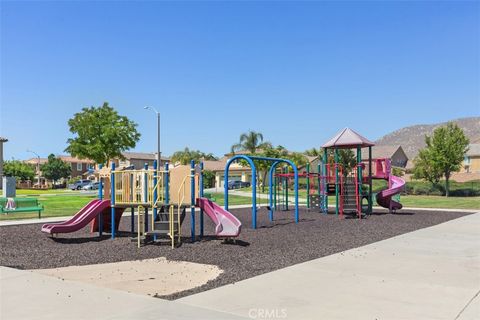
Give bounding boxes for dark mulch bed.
[0,207,470,300]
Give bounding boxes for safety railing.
[112,170,167,207]
[169,174,190,248]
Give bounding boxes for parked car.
[82,182,100,190]
[227,180,251,190]
[68,179,92,190]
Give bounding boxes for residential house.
[25,155,95,187]
[203,159,251,190]
[361,145,409,168]
[113,152,169,169]
[461,144,480,173]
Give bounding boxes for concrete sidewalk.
[179,213,480,320]
[0,267,247,320]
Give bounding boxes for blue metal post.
[199,162,204,238]
[130,172,134,234]
[110,162,116,239]
[98,164,103,237]
[144,163,148,232]
[190,160,195,242]
[284,166,289,211]
[268,161,280,221]
[153,160,158,240]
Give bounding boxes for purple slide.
[376,174,405,212]
[41,199,110,234]
[196,198,242,237]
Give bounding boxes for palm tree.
[231,131,271,154]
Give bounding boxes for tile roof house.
[361,145,409,168]
[25,155,95,185]
[461,144,480,173]
[202,159,251,189]
[115,152,169,169]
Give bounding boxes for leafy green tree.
[231,131,272,154]
[413,123,469,196]
[171,147,217,165]
[40,154,71,187]
[326,149,357,176]
[413,151,442,184]
[392,167,405,177]
[285,152,309,168]
[202,170,216,188]
[4,160,35,181]
[304,148,321,157]
[65,102,141,165]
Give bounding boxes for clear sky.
[1,1,478,161]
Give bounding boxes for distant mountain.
[375,117,480,159]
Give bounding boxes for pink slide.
[196,198,241,237]
[376,174,405,212]
[41,199,110,234]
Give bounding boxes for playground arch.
[224,155,299,229]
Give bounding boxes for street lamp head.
[144,106,159,114]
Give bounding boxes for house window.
[77,163,83,171]
[464,156,471,165]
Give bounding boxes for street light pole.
[27,149,40,187]
[144,106,161,167]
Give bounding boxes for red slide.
[41,199,111,234]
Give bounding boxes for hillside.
[375,117,480,159]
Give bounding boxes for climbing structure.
[98,161,198,248]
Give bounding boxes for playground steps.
[342,183,358,212]
[145,205,186,238]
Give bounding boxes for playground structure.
[272,128,405,218]
[41,154,303,247]
[41,127,405,249]
[42,160,243,248]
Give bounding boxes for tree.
[327,149,357,176]
[413,123,469,196]
[413,148,443,184]
[203,170,216,189]
[231,131,272,154]
[304,148,321,157]
[4,160,35,181]
[285,152,309,168]
[170,147,217,165]
[40,154,71,187]
[65,102,141,165]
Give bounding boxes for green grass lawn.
[207,193,269,206]
[0,194,96,221]
[1,191,477,221]
[399,196,479,210]
[16,189,75,196]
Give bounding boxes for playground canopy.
[322,127,375,149]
